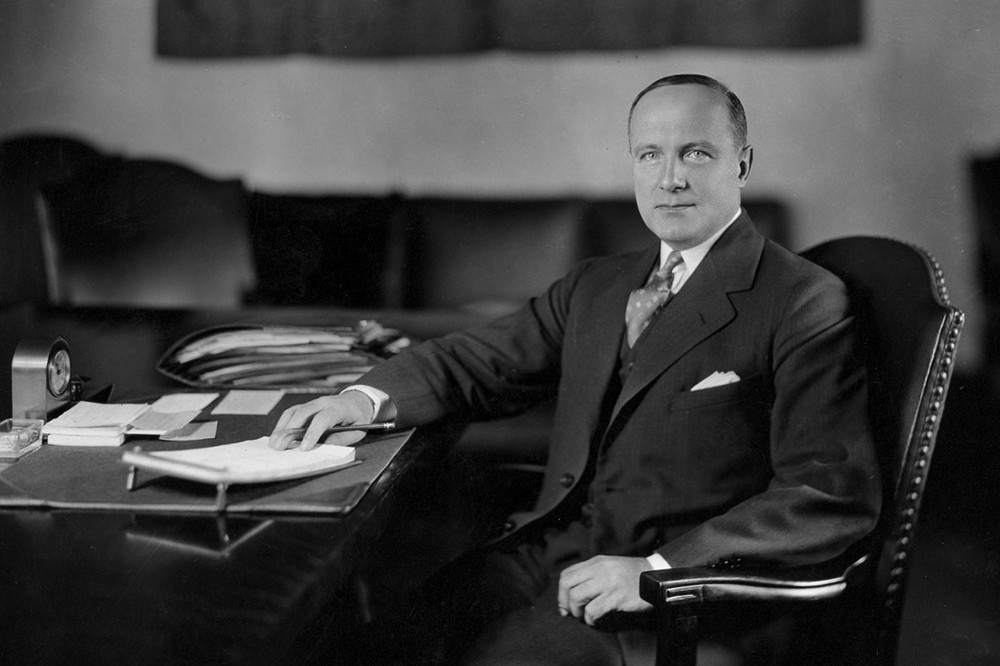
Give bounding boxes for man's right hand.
[268,390,376,451]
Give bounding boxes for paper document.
[211,390,285,415]
[151,393,220,413]
[122,437,356,485]
[128,409,202,436]
[160,421,218,442]
[43,402,150,432]
[171,328,354,365]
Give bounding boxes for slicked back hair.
[628,74,748,151]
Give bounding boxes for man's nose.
[658,157,686,190]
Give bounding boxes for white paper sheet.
[160,421,218,442]
[150,393,220,413]
[126,437,356,484]
[210,390,285,416]
[128,409,202,436]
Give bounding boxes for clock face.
[48,348,72,397]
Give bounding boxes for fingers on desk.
[268,396,368,451]
[322,430,367,448]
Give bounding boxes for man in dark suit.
[271,74,881,664]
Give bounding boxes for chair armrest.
[639,555,868,608]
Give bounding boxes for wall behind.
[1,0,996,369]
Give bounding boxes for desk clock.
[12,337,73,421]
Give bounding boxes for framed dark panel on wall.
[157,0,863,58]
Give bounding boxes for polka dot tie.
[625,250,684,348]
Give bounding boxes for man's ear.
[738,145,753,185]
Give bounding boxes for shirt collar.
[659,208,742,281]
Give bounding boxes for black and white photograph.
[0,2,996,664]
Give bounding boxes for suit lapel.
[570,247,658,427]
[608,214,764,424]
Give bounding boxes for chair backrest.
[801,237,964,662]
[0,134,106,307]
[38,156,256,308]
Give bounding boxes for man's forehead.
[630,85,731,142]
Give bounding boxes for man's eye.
[685,149,710,160]
[638,151,658,162]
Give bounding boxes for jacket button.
[559,473,575,488]
[503,519,517,532]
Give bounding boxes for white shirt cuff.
[340,385,390,422]
[646,553,671,570]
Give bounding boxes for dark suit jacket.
[362,212,881,568]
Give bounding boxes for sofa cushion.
[246,193,404,307]
[403,198,588,314]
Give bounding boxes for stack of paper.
[43,402,153,447]
[159,326,387,390]
[40,392,283,447]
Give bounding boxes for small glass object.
[0,418,44,461]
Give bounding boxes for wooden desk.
[0,427,470,664]
[0,304,483,664]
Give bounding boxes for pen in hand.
[272,422,397,438]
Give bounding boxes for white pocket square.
[690,371,740,391]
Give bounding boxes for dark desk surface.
[0,303,484,664]
[0,427,467,664]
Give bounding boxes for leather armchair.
[640,237,964,665]
[37,156,255,308]
[0,134,104,307]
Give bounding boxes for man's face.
[629,84,752,250]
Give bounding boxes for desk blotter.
[0,430,410,514]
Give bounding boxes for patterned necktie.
[625,250,684,347]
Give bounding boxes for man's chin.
[646,222,699,248]
[645,214,730,249]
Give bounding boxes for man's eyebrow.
[681,140,720,153]
[631,141,659,153]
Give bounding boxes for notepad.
[44,402,151,430]
[121,437,357,485]
[43,402,152,446]
[42,401,205,444]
